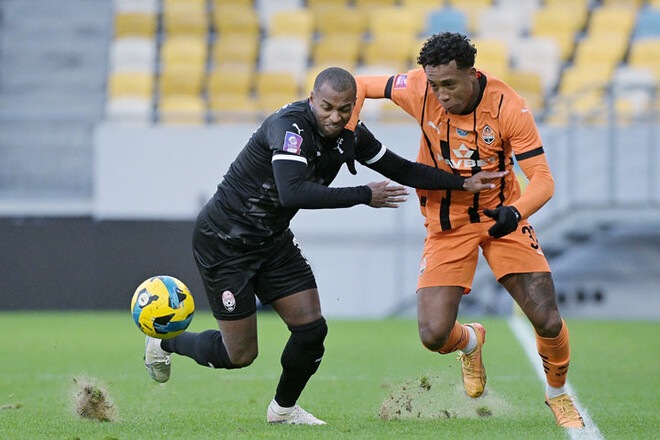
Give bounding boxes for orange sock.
[535,319,570,388]
[438,321,470,354]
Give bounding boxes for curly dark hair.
[417,32,477,70]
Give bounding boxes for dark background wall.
[1,217,210,310]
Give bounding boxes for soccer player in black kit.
[143,67,506,424]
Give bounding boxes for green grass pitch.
[0,312,658,439]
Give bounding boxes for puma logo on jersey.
[427,120,441,134]
[292,123,304,135]
[334,137,344,154]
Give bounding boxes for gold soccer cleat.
[545,394,585,428]
[457,323,486,398]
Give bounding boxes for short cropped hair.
[417,32,477,70]
[313,67,357,94]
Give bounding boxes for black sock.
[162,330,238,369]
[275,317,328,407]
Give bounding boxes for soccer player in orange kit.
[349,32,583,428]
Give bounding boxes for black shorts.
[192,213,317,321]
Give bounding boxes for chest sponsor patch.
[481,125,495,145]
[283,131,303,154]
[394,74,408,89]
[456,128,469,137]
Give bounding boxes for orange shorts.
[417,220,551,293]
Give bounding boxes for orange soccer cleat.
[545,394,585,428]
[457,323,486,398]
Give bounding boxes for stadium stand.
[95,0,660,126]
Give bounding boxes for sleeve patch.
[393,74,408,89]
[283,131,303,154]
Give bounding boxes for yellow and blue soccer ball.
[131,275,195,339]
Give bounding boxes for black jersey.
[203,100,384,244]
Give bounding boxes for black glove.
[335,128,357,175]
[483,206,521,238]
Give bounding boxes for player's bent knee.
[230,354,257,368]
[227,349,258,368]
[419,327,448,352]
[289,317,328,348]
[535,314,563,338]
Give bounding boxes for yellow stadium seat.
[212,0,253,6]
[573,35,628,72]
[212,4,260,36]
[559,64,614,96]
[256,71,299,96]
[163,0,206,7]
[588,6,636,37]
[108,71,154,98]
[114,12,157,38]
[209,94,258,122]
[363,34,415,70]
[532,5,587,34]
[507,70,545,113]
[162,2,208,37]
[269,9,314,39]
[160,36,207,70]
[354,0,397,8]
[255,72,303,113]
[159,65,205,97]
[543,0,589,11]
[307,0,350,8]
[207,67,256,122]
[531,7,584,61]
[400,0,443,11]
[472,38,510,80]
[207,67,254,98]
[313,6,367,37]
[159,95,206,125]
[368,7,423,38]
[313,34,361,67]
[602,0,645,7]
[628,38,660,80]
[212,34,259,69]
[447,0,492,5]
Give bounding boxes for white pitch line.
[508,316,603,440]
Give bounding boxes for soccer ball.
[131,275,195,339]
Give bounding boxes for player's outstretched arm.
[273,157,372,209]
[366,180,408,208]
[367,148,507,192]
[356,122,506,192]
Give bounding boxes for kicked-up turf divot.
[72,377,118,422]
[379,369,509,420]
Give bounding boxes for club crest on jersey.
[394,74,408,89]
[222,290,236,312]
[481,125,495,145]
[283,131,303,154]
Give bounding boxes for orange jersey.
[352,68,554,233]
